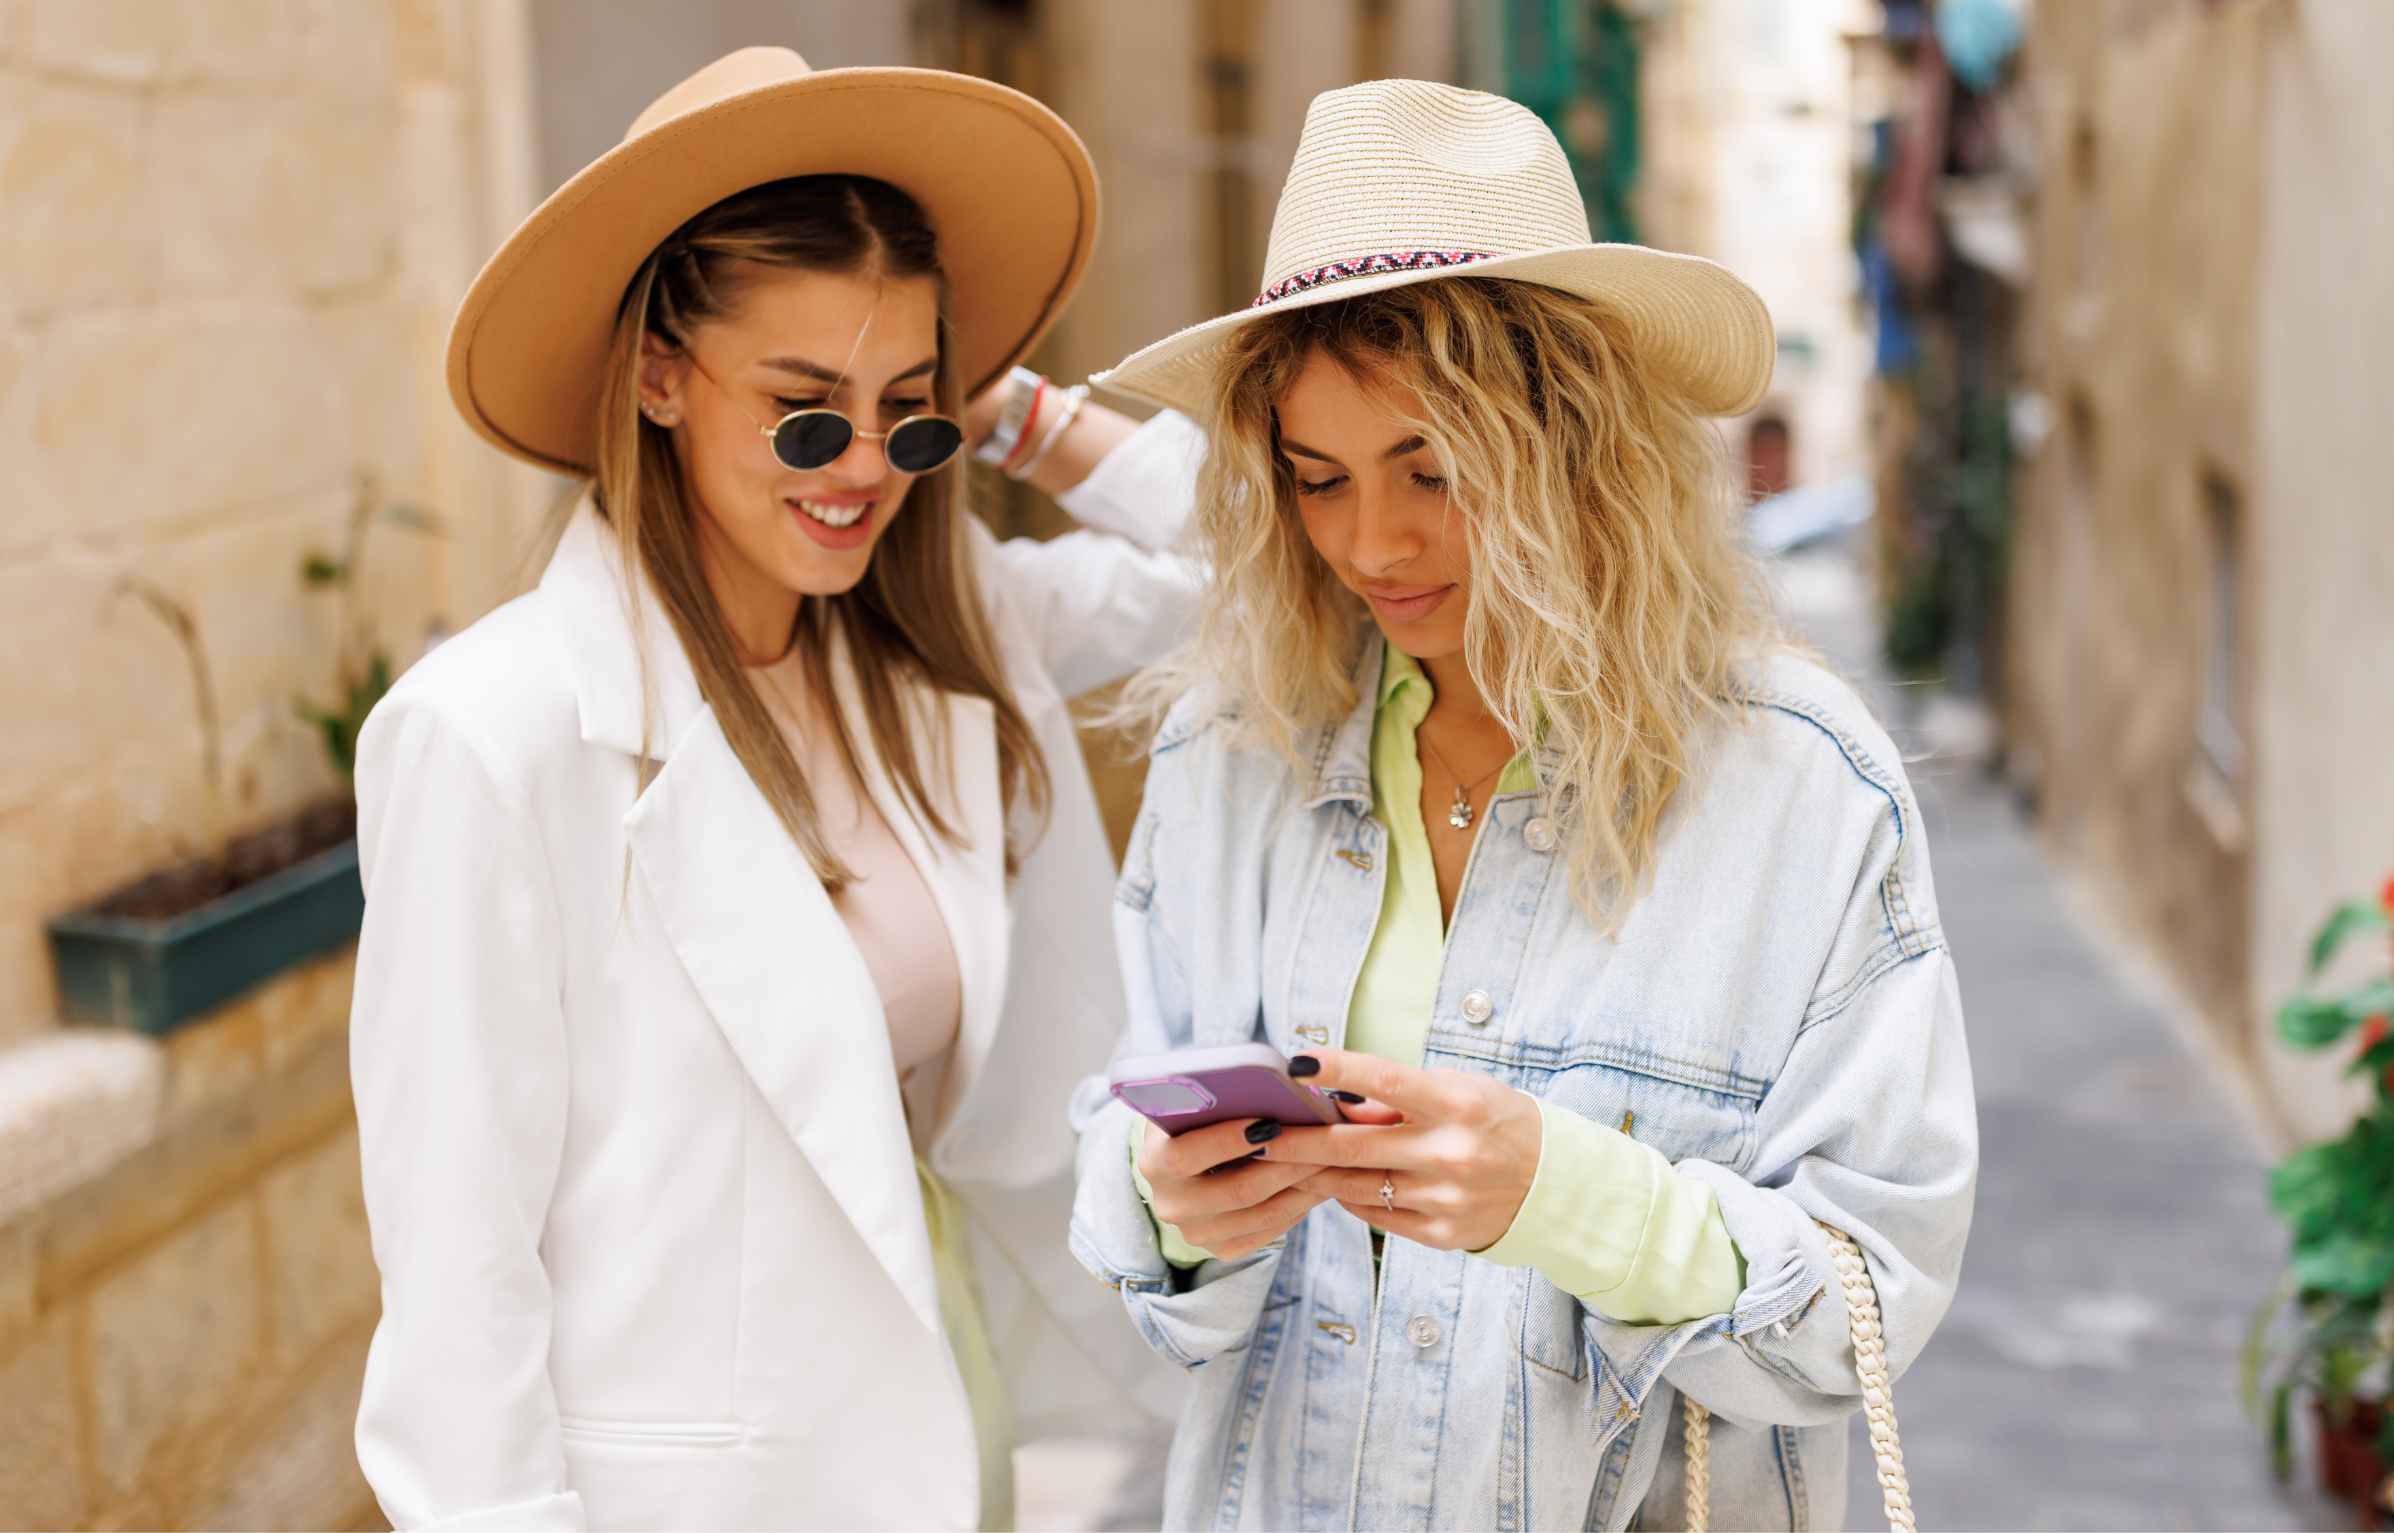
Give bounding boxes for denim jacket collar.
[1300,632,1384,811]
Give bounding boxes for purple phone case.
[1110,1064,1341,1135]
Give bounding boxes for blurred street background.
[3,2,2391,1529]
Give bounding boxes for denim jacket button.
[1407,1315,1442,1348]
[1460,989,1495,1026]
[1523,816,1558,853]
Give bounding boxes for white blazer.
[349,415,1206,1532]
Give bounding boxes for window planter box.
[46,828,363,1037]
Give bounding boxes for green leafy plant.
[2244,877,2394,1482]
[294,469,442,780]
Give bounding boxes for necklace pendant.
[1448,790,1474,831]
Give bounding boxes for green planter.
[46,839,364,1035]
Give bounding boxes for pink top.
[752,651,964,1103]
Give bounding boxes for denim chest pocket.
[1530,1052,1758,1165]
[1509,1052,1760,1379]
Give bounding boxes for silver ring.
[1379,1174,1396,1213]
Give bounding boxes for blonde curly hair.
[1127,276,1779,925]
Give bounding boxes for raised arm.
[967,372,1207,696]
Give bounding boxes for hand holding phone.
[1110,1043,1345,1260]
[1107,1042,1344,1134]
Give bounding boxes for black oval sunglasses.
[678,357,964,474]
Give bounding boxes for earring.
[643,402,679,427]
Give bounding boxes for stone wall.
[526,0,913,199]
[0,955,378,1529]
[0,1,539,1525]
[1639,0,1876,487]
[0,0,546,1044]
[2001,0,2267,1100]
[2247,1,2394,1142]
[2005,0,2394,1142]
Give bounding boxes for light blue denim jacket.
[1069,634,1977,1532]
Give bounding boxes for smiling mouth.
[788,496,873,529]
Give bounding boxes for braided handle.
[1683,1393,1712,1533]
[1680,1222,1915,1532]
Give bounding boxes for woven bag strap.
[1681,1222,1915,1532]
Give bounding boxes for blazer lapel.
[623,713,942,1334]
[546,498,1010,1335]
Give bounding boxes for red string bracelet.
[997,378,1048,474]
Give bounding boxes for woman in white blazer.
[349,50,1195,1531]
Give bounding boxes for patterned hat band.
[1251,249,1497,308]
[1099,82,1774,419]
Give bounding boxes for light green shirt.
[918,1158,1015,1530]
[1135,647,1743,1325]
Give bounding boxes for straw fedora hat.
[1096,79,1773,419]
[447,47,1098,474]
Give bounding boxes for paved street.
[1775,544,2348,1532]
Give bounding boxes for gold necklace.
[1416,727,1509,830]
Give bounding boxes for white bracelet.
[1009,383,1087,481]
[974,366,1047,467]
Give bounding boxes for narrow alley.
[1778,542,2343,1531]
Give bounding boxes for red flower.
[2364,1016,2394,1093]
[2381,875,2394,917]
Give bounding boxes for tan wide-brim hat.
[448,47,1098,475]
[1096,79,1773,419]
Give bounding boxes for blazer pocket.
[557,1415,745,1448]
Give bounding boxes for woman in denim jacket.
[1069,81,1976,1532]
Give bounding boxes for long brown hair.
[590,175,1048,886]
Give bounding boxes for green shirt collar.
[1380,641,1430,706]
[1374,643,1538,796]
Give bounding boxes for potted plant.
[44,473,440,1035]
[2245,876,2394,1526]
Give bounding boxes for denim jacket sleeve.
[1068,717,1289,1370]
[1578,762,1979,1430]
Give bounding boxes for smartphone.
[1108,1042,1344,1135]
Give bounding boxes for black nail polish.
[1245,1119,1282,1144]
[1326,1089,1365,1104]
[1289,1055,1321,1078]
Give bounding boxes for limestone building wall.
[2004,0,2267,1096]
[1640,0,1877,488]
[1,957,373,1529]
[2247,1,2394,1141]
[2004,0,2394,1142]
[0,0,546,1043]
[0,2,540,1525]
